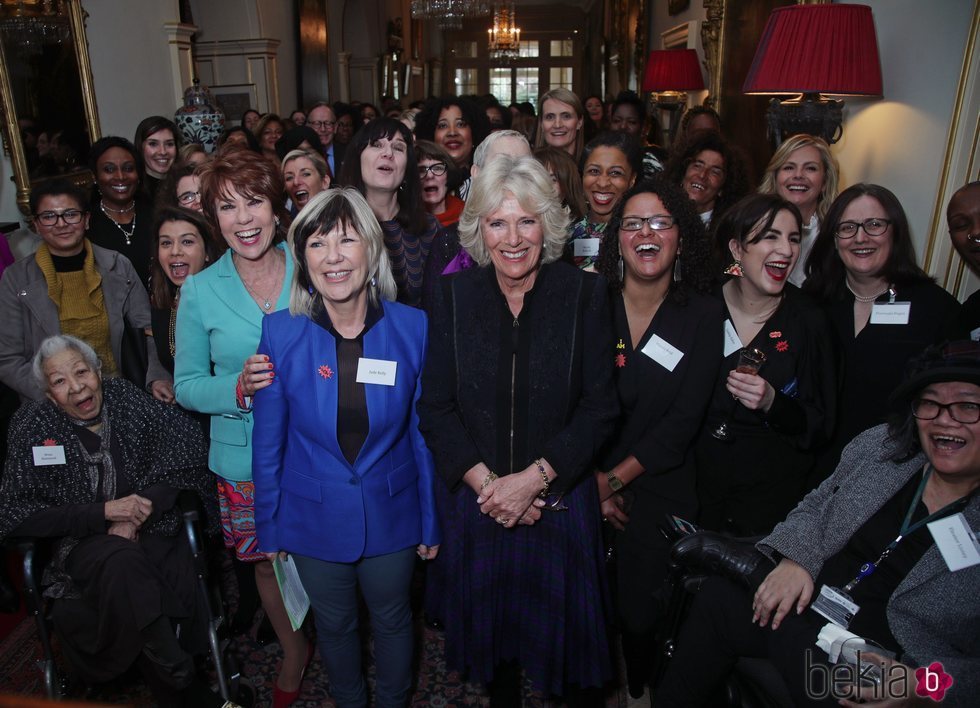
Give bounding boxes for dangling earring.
[398,182,406,191]
[724,260,743,277]
[274,216,281,227]
[308,284,315,295]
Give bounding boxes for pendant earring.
[308,284,315,295]
[274,216,281,227]
[723,260,743,277]
[370,276,378,288]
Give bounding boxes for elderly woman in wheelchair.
[0,335,221,705]
[659,342,980,708]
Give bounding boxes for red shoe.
[272,641,315,708]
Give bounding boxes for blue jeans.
[292,547,416,707]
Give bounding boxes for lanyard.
[843,466,969,593]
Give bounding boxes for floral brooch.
[318,364,333,380]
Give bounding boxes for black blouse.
[86,196,155,291]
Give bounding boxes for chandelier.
[487,2,520,63]
[0,0,70,54]
[410,0,491,31]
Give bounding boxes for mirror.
[0,0,101,216]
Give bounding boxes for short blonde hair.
[282,148,328,180]
[287,187,397,317]
[458,155,570,267]
[758,134,839,222]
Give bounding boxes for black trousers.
[653,577,840,707]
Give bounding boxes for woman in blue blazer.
[253,187,440,708]
[174,149,310,705]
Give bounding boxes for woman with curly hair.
[664,130,749,228]
[415,96,491,201]
[594,176,723,699]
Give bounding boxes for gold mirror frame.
[0,0,101,216]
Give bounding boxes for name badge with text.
[723,319,741,357]
[928,512,980,571]
[641,333,684,372]
[870,301,911,325]
[573,238,600,257]
[356,358,397,386]
[32,445,66,466]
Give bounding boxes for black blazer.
[599,290,724,506]
[418,262,619,495]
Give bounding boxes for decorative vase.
[174,78,225,153]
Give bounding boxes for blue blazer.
[174,245,294,482]
[251,301,440,562]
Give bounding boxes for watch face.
[607,473,623,491]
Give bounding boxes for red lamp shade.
[642,49,705,93]
[743,4,882,96]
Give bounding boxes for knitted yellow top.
[35,240,118,376]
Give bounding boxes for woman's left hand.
[417,544,440,560]
[726,371,775,412]
[837,653,932,707]
[107,520,138,541]
[149,379,175,404]
[478,467,544,528]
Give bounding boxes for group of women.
[0,86,977,708]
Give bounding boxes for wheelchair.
[647,528,795,708]
[3,491,248,705]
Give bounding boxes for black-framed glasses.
[177,190,200,205]
[309,120,336,129]
[620,215,677,232]
[34,209,85,226]
[418,162,448,178]
[911,398,980,424]
[835,218,892,239]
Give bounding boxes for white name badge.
[970,325,980,342]
[641,333,684,372]
[927,512,980,571]
[356,357,397,386]
[32,445,66,466]
[573,238,600,257]
[723,319,741,357]
[869,301,911,325]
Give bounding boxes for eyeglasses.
[35,209,85,226]
[911,398,980,424]
[835,218,892,239]
[620,215,677,232]
[177,190,200,205]
[418,163,448,178]
[309,120,336,130]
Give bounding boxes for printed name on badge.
[870,302,910,325]
[723,319,741,357]
[927,512,980,571]
[572,238,600,257]
[32,445,66,466]
[356,357,397,386]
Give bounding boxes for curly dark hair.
[664,130,750,221]
[803,183,932,303]
[414,96,491,167]
[679,105,722,136]
[596,176,713,301]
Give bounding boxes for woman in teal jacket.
[174,149,310,706]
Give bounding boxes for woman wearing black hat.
[656,341,980,708]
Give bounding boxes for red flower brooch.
[775,341,789,353]
[615,353,626,368]
[318,364,333,380]
[42,438,59,446]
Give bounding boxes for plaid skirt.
[217,478,265,562]
[426,474,613,694]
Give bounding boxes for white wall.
[830,0,973,263]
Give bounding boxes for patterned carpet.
[0,602,630,706]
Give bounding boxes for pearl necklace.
[846,280,891,303]
[100,199,135,214]
[100,201,136,245]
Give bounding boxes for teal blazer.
[174,245,294,482]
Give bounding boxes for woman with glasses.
[0,179,170,402]
[697,194,837,537]
[156,162,206,215]
[87,137,157,289]
[418,156,619,706]
[593,178,722,699]
[804,184,960,483]
[655,341,980,708]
